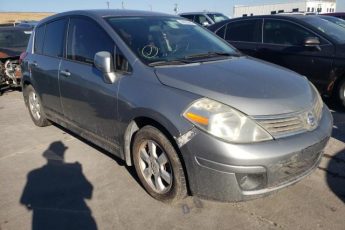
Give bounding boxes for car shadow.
[53,123,142,188]
[325,148,345,203]
[322,99,345,203]
[20,141,98,230]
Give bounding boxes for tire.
[132,125,187,203]
[338,79,345,109]
[24,85,51,127]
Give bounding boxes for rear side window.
[67,17,114,64]
[194,15,211,25]
[225,20,262,42]
[34,25,45,54]
[42,19,67,57]
[263,19,315,45]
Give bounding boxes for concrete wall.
[233,0,337,18]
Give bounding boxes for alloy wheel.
[138,140,173,194]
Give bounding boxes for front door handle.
[60,70,71,77]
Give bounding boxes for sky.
[0,0,344,17]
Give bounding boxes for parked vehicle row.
[22,10,332,203]
[209,15,345,107]
[0,26,32,95]
[179,11,229,27]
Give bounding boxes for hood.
[154,57,314,116]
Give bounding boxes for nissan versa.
[21,10,332,202]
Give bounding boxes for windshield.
[320,16,345,28]
[301,16,345,43]
[207,13,229,23]
[0,29,31,48]
[106,17,238,65]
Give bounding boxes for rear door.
[257,18,334,88]
[30,18,67,116]
[223,19,262,57]
[59,17,129,145]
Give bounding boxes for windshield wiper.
[184,52,240,60]
[148,60,189,67]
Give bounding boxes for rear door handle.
[60,70,71,77]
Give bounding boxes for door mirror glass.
[94,51,116,84]
[304,37,320,47]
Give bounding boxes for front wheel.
[132,126,187,203]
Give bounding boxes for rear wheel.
[24,85,51,127]
[132,126,187,203]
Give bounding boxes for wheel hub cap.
[138,140,173,194]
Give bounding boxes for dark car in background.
[322,12,345,20]
[0,26,32,94]
[209,15,345,107]
[179,12,229,27]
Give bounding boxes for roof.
[37,9,176,26]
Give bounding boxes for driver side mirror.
[94,51,116,84]
[303,37,321,51]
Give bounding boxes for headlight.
[183,98,273,143]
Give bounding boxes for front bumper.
[180,106,333,202]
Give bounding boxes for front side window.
[106,17,238,65]
[67,17,114,64]
[43,19,67,57]
[263,19,315,45]
[225,20,261,42]
[194,15,211,25]
[180,15,195,21]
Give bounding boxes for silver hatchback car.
[21,10,332,202]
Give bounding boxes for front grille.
[254,96,323,139]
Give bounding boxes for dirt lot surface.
[0,12,53,24]
[0,91,344,230]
